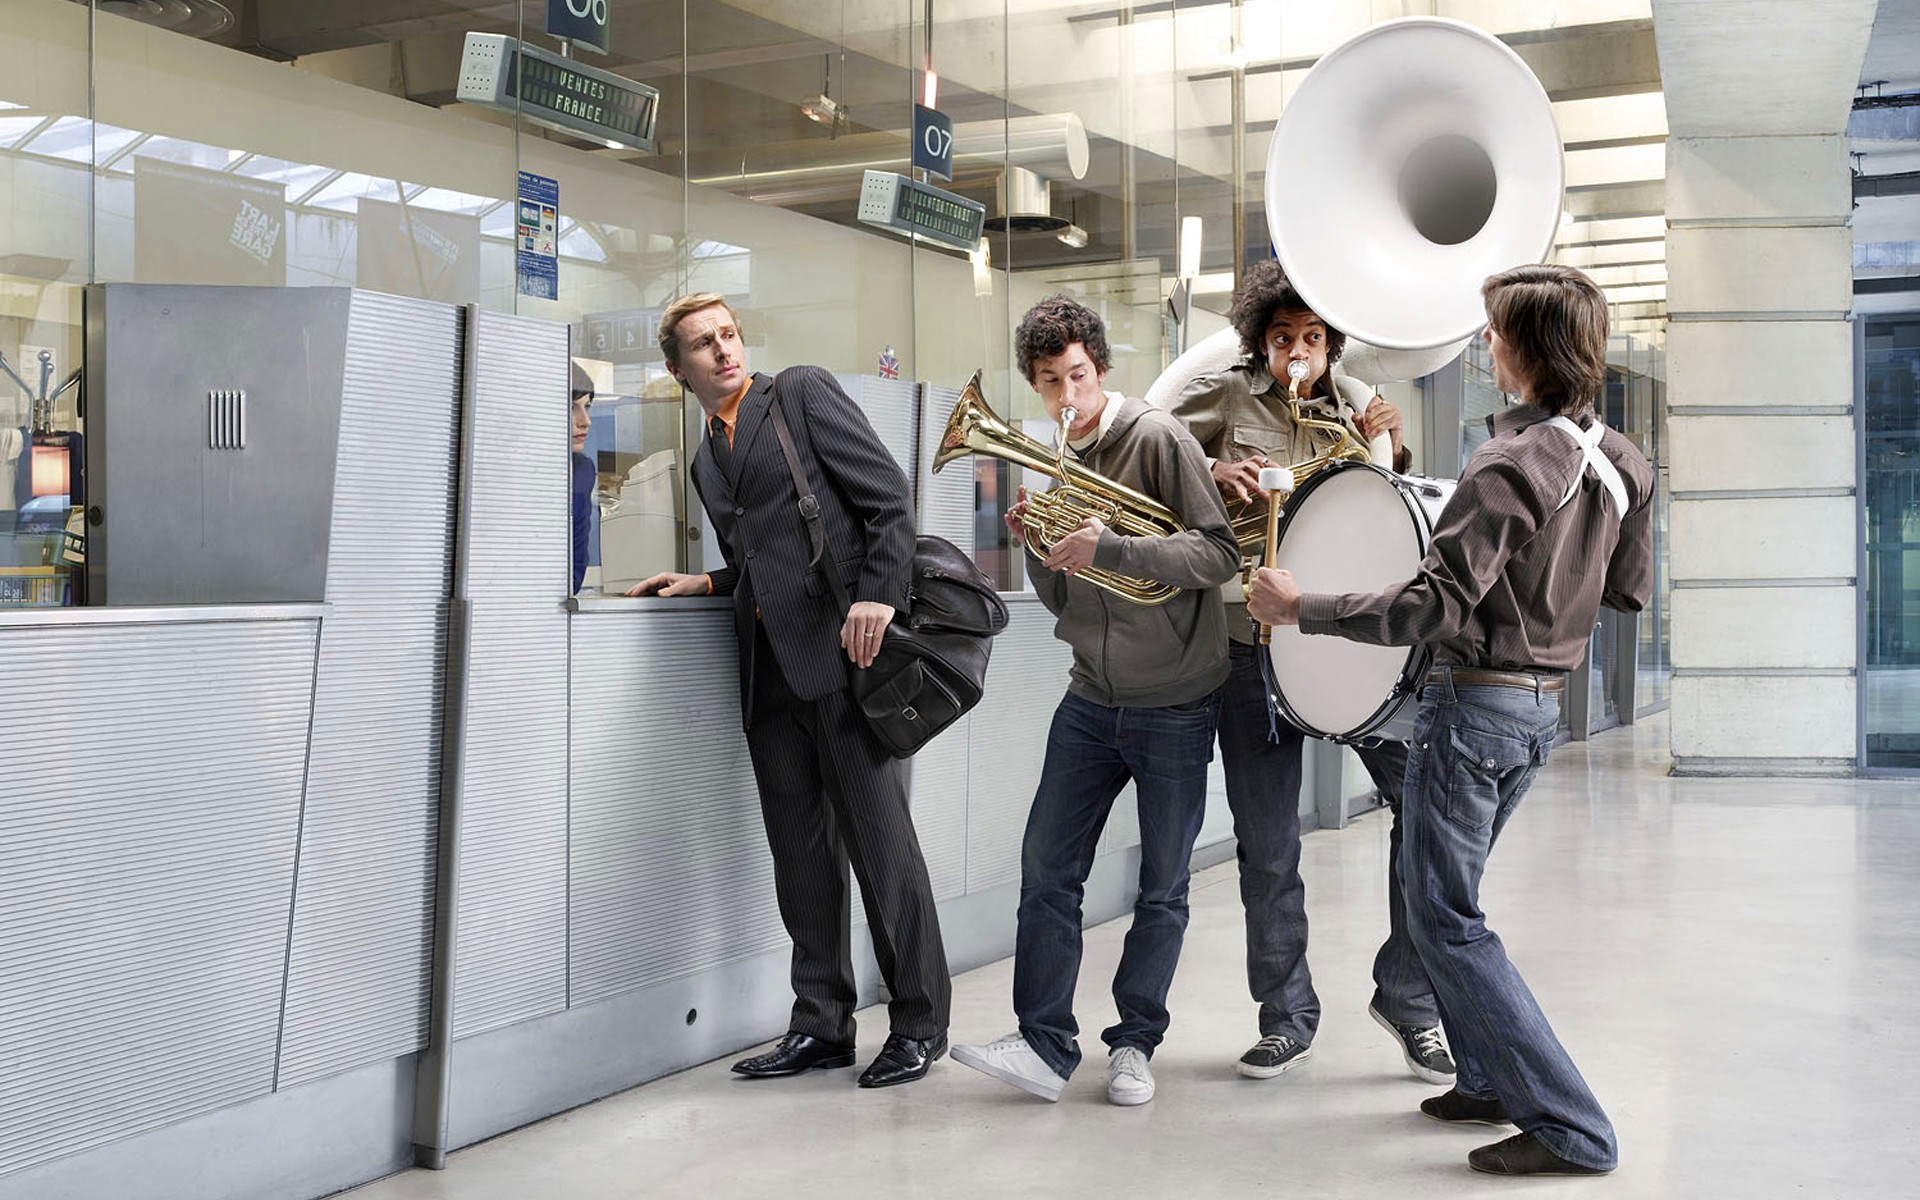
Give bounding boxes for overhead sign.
[912,104,954,182]
[458,33,658,153]
[857,171,985,253]
[545,0,609,55]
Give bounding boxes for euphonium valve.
[933,371,1188,606]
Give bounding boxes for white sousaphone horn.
[1266,16,1565,376]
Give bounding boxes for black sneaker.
[1236,1033,1312,1079]
[1468,1131,1612,1176]
[1369,1003,1455,1084]
[1420,1088,1513,1127]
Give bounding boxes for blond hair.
[656,293,739,367]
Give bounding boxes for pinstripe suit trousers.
[744,623,952,1043]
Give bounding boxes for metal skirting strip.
[1668,405,1852,417]
[1666,311,1850,322]
[1672,577,1855,589]
[1666,216,1852,229]
[1671,667,1855,677]
[1671,756,1857,778]
[1669,487,1855,501]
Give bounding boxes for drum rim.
[1267,458,1430,742]
[1271,644,1435,743]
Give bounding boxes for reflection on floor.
[346,713,1920,1199]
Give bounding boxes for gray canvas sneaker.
[1236,1033,1312,1079]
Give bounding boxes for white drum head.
[1267,465,1426,738]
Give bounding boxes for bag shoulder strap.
[768,393,853,617]
[1544,414,1628,522]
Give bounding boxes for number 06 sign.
[912,104,955,182]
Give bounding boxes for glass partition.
[1862,311,1920,772]
[1,0,1679,609]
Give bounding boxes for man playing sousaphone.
[1166,258,1454,1088]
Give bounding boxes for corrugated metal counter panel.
[964,602,1074,893]
[452,310,571,1039]
[907,710,971,902]
[0,620,317,1177]
[838,374,918,485]
[566,610,787,1005]
[917,384,975,551]
[277,291,460,1086]
[906,383,978,901]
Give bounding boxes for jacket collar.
[1487,401,1595,439]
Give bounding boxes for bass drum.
[1264,462,1454,744]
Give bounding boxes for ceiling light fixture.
[1056,224,1089,249]
[800,53,847,135]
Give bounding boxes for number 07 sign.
[912,104,954,182]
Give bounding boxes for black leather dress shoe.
[731,1032,857,1078]
[1468,1131,1612,1176]
[856,1031,949,1088]
[1420,1088,1514,1126]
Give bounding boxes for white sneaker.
[952,1032,1067,1102]
[1107,1046,1155,1106]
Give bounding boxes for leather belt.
[1425,666,1565,695]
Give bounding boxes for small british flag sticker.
[877,345,900,379]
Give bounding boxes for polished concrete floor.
[348,714,1920,1199]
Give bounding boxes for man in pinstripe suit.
[629,293,951,1089]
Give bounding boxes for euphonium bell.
[933,371,1186,606]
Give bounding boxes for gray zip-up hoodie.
[1027,396,1240,708]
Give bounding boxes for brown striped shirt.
[1297,403,1655,672]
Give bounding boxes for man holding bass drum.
[1249,264,1653,1177]
[1166,258,1456,1088]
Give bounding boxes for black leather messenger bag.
[767,395,1007,757]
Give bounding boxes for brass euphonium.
[1223,361,1376,559]
[932,371,1185,606]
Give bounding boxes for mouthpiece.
[1287,360,1310,383]
[1059,406,1079,431]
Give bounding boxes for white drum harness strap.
[1545,416,1627,522]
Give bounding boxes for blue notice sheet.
[516,170,560,300]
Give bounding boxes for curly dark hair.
[1228,258,1346,366]
[1014,294,1112,383]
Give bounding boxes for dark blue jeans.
[1216,641,1438,1043]
[1400,670,1617,1170]
[1014,689,1220,1078]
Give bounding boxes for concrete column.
[1653,1,1877,776]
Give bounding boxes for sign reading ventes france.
[546,0,610,54]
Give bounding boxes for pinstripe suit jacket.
[691,367,915,727]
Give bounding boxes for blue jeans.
[1216,641,1438,1042]
[1400,670,1618,1170]
[1014,689,1220,1078]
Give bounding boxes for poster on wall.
[356,197,481,303]
[134,158,286,286]
[516,170,560,301]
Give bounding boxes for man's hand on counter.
[627,572,711,597]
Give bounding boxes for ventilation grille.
[207,389,246,451]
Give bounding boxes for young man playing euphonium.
[952,294,1239,1108]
